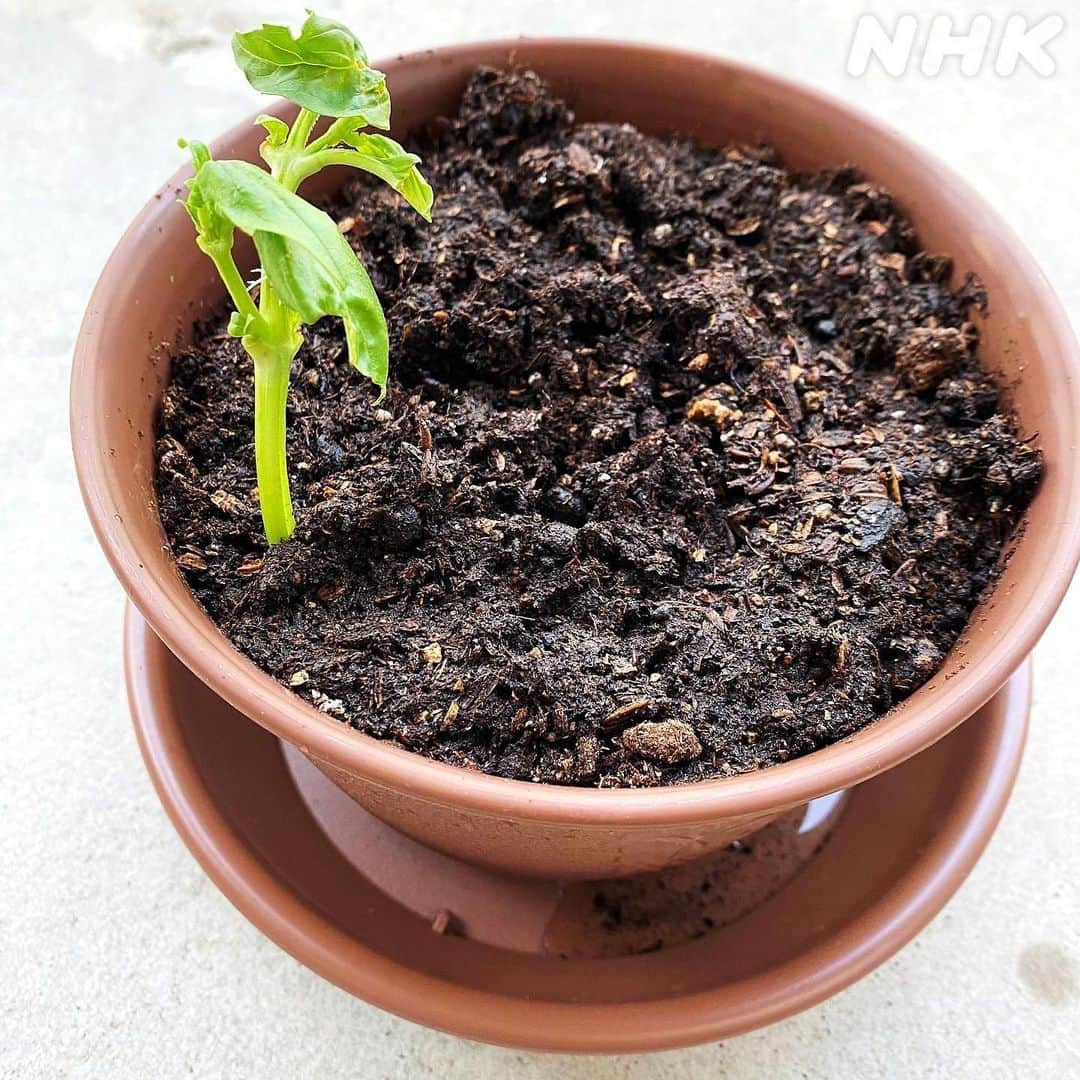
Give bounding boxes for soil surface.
[156,67,1040,787]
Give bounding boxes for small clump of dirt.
[155,67,1040,787]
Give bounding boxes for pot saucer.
[125,604,1030,1053]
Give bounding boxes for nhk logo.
[847,13,1064,77]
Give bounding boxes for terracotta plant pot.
[73,40,1080,881]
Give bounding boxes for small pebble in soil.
[622,719,703,766]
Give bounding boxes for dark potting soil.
[156,67,1040,788]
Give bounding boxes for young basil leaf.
[255,114,290,146]
[334,133,434,220]
[227,310,257,339]
[232,12,390,123]
[255,231,388,391]
[189,159,389,391]
[254,115,291,175]
[178,140,234,251]
[179,137,212,170]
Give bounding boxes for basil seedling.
[180,12,432,544]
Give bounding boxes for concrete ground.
[2,1,1078,1076]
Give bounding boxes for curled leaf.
[255,114,290,146]
[178,137,212,170]
[178,140,233,251]
[227,310,257,339]
[335,133,434,219]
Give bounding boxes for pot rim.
[72,37,1080,827]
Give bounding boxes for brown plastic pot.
[73,40,1080,881]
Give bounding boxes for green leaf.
[178,137,211,169]
[254,231,387,391]
[189,159,388,391]
[227,310,257,338]
[335,133,434,219]
[178,140,233,250]
[255,114,290,146]
[232,11,390,122]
